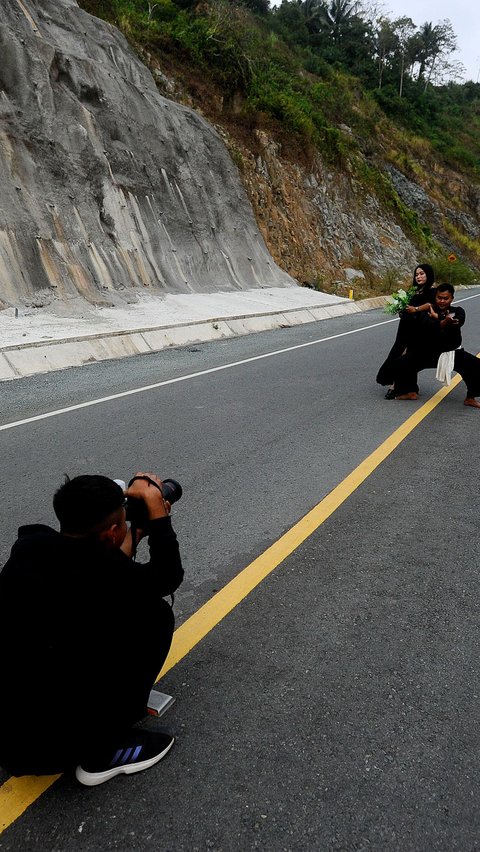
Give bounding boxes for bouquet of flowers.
[384,287,416,316]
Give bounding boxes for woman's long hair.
[412,263,435,289]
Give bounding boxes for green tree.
[296,0,325,35]
[416,20,457,91]
[239,0,270,16]
[272,1,311,45]
[316,0,361,44]
[374,17,399,89]
[388,16,416,97]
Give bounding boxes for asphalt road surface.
[1,291,480,850]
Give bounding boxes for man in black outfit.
[0,472,183,786]
[392,283,480,407]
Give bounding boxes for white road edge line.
[0,319,395,431]
[2,293,479,432]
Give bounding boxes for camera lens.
[161,479,183,505]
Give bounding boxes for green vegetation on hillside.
[79,0,480,280]
[81,0,480,171]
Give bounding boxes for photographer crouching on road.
[0,471,183,786]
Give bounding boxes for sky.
[383,0,480,82]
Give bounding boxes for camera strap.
[127,475,163,493]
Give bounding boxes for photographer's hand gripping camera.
[113,474,182,718]
[115,475,182,529]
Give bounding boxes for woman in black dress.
[377,263,436,398]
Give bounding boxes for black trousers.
[376,314,425,387]
[0,600,175,776]
[454,349,480,397]
[376,317,409,386]
[393,348,480,397]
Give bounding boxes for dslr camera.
[114,476,182,529]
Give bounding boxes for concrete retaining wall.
[0,296,389,381]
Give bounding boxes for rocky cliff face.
[0,0,295,310]
[223,126,479,293]
[240,130,417,287]
[2,1,478,313]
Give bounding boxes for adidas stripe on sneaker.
[75,729,174,786]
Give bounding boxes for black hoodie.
[0,517,183,772]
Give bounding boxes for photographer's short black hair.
[53,475,124,535]
[436,283,455,296]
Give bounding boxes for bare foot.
[464,397,480,408]
[395,392,419,400]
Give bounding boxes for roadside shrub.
[431,255,475,285]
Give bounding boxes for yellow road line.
[160,375,461,675]
[0,775,60,832]
[0,375,463,833]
